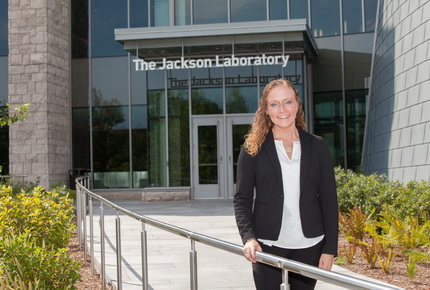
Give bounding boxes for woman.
[233,79,338,289]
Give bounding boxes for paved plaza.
[85,199,399,289]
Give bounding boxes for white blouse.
[259,140,324,249]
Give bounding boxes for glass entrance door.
[191,115,252,199]
[192,117,224,198]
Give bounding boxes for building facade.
[362,0,430,182]
[2,0,409,199]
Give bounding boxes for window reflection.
[364,0,377,32]
[343,0,363,34]
[311,0,340,37]
[313,91,344,167]
[0,57,7,104]
[92,57,129,104]
[194,0,228,24]
[130,0,149,27]
[191,67,223,114]
[175,0,191,25]
[131,105,148,188]
[0,1,7,56]
[225,66,258,114]
[150,0,169,26]
[269,0,288,20]
[147,70,167,187]
[231,0,266,22]
[91,0,127,57]
[290,0,308,20]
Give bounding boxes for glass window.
[194,0,228,24]
[343,0,362,34]
[131,104,148,188]
[269,0,288,20]
[311,0,340,37]
[346,89,367,171]
[0,0,8,56]
[0,57,7,104]
[72,0,88,58]
[313,91,344,167]
[364,0,377,32]
[72,107,91,171]
[0,120,8,174]
[191,67,223,115]
[231,0,266,22]
[147,70,167,187]
[91,0,127,57]
[259,64,282,94]
[167,70,190,186]
[225,66,258,114]
[150,0,169,26]
[92,57,129,104]
[92,104,130,189]
[175,0,191,25]
[91,56,130,188]
[131,0,149,27]
[290,0,308,20]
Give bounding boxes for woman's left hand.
[318,254,334,270]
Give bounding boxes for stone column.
[8,0,71,188]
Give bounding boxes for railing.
[75,177,401,290]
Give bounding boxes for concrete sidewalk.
[86,199,399,289]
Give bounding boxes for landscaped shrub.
[336,167,430,278]
[0,184,81,288]
[0,185,75,249]
[0,232,81,289]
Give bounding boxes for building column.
[8,0,71,188]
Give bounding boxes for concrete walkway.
[85,199,400,289]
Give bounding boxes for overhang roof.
[114,19,318,61]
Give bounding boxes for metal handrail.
[75,177,401,290]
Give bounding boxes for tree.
[0,103,30,126]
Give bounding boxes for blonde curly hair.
[244,79,306,156]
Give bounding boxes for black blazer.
[233,128,338,256]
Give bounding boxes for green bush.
[336,167,430,277]
[0,232,81,289]
[0,185,81,288]
[335,167,429,218]
[0,185,75,249]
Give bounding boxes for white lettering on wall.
[133,54,290,71]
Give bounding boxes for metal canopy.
[114,19,318,61]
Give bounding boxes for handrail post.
[141,223,149,290]
[116,213,123,290]
[100,204,106,290]
[76,186,82,249]
[89,196,94,275]
[190,240,198,290]
[280,268,290,290]
[83,190,87,261]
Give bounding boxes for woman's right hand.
[242,238,262,263]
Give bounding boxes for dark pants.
[252,240,324,290]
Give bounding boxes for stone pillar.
[8,0,71,188]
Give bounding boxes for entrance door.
[226,116,253,198]
[192,117,224,199]
[191,116,252,199]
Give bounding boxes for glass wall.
[91,57,130,188]
[231,0,266,22]
[311,0,340,37]
[0,0,8,174]
[193,0,228,24]
[167,69,190,186]
[131,0,149,27]
[91,0,127,57]
[342,0,363,34]
[0,0,7,56]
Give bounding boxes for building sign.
[133,54,290,71]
